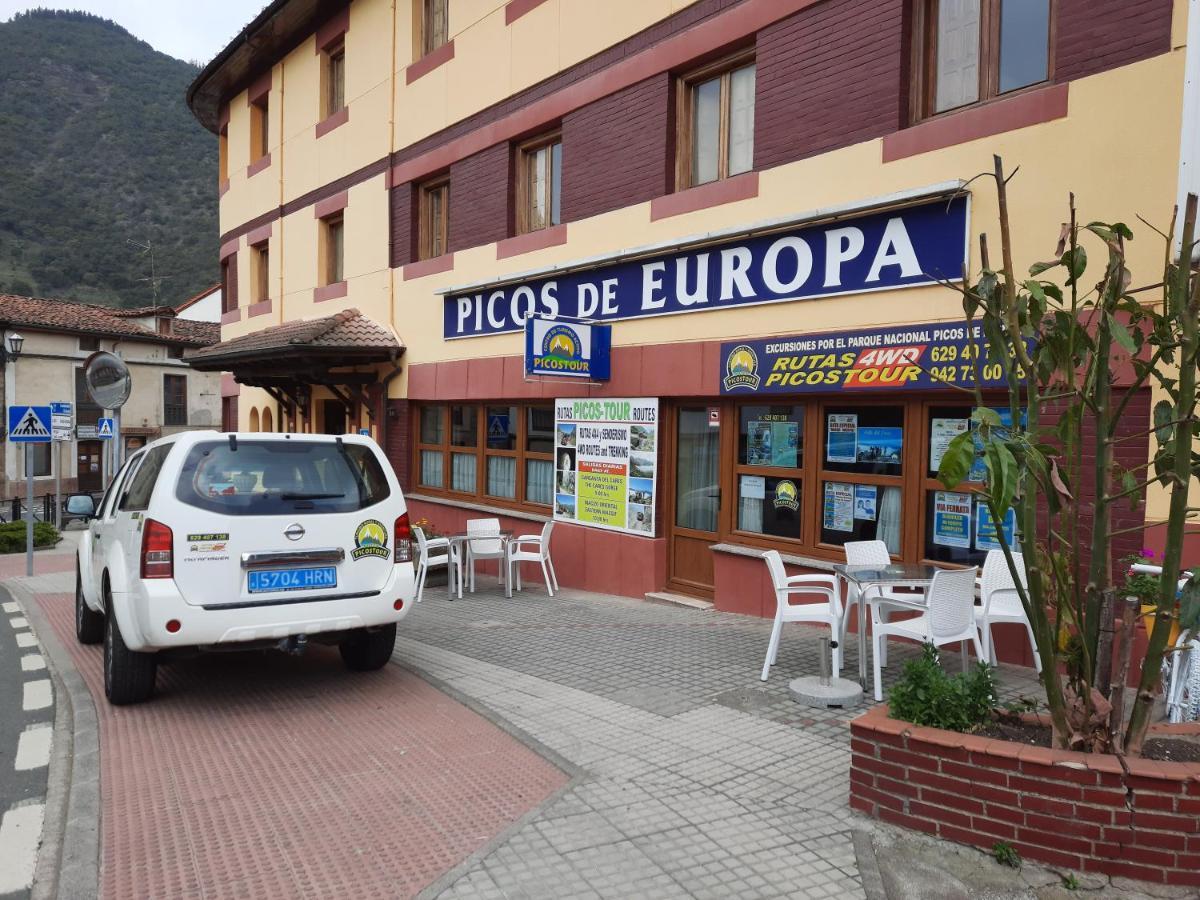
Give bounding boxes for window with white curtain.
[525,459,553,504]
[419,450,443,488]
[451,452,476,493]
[487,456,516,499]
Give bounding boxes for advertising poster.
[856,427,902,465]
[854,485,877,521]
[826,414,857,463]
[933,491,973,549]
[929,418,969,472]
[969,408,1025,482]
[555,398,659,536]
[976,504,1018,552]
[823,482,854,532]
[740,474,766,500]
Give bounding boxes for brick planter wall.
[850,705,1200,887]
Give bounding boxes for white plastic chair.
[466,518,506,593]
[760,550,843,681]
[842,540,920,667]
[507,521,558,597]
[872,567,983,702]
[1166,631,1199,724]
[414,526,460,603]
[976,550,1040,672]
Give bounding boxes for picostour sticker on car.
[187,532,229,553]
[351,519,390,561]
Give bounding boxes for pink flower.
[1141,548,1158,560]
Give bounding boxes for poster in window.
[746,421,773,465]
[740,474,766,500]
[826,414,857,463]
[933,491,972,549]
[969,408,1025,482]
[823,482,854,532]
[976,503,1017,552]
[856,427,902,465]
[771,422,799,467]
[854,485,877,521]
[929,418,969,472]
[554,398,658,536]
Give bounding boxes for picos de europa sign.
[719,322,1022,395]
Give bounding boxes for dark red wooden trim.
[650,172,759,222]
[313,281,349,303]
[246,222,273,247]
[246,153,272,178]
[315,105,350,139]
[883,83,1069,163]
[221,308,242,325]
[505,0,552,25]
[247,70,272,104]
[219,178,230,197]
[406,40,455,85]
[496,224,568,259]
[402,253,455,280]
[315,7,350,53]
[313,190,350,219]
[247,299,273,318]
[219,239,240,261]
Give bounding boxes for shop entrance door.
[77,441,103,493]
[668,406,721,596]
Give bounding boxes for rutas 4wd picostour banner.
[553,398,658,536]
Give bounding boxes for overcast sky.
[0,1,264,64]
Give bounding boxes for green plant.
[0,521,60,553]
[1062,873,1080,890]
[887,644,996,733]
[992,841,1021,869]
[1121,552,1162,604]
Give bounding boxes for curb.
[6,577,101,900]
[851,822,887,900]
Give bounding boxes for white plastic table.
[832,563,939,686]
[446,530,513,600]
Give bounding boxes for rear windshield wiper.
[280,491,345,501]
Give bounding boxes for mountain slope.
[0,10,217,307]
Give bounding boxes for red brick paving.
[38,591,567,899]
[0,549,75,579]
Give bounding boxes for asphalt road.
[0,584,53,900]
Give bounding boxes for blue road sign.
[97,418,115,440]
[49,402,72,416]
[8,406,53,443]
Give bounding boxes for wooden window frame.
[674,48,756,191]
[414,402,555,512]
[251,241,270,303]
[910,0,1056,123]
[218,127,229,182]
[220,257,236,313]
[421,0,449,57]
[249,96,269,162]
[515,131,562,236]
[319,214,345,287]
[418,175,450,260]
[322,39,347,120]
[163,373,188,427]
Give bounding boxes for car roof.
[133,431,379,455]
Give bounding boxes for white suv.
[71,432,416,704]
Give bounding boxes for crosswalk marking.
[9,616,28,629]
[0,802,45,893]
[22,679,51,712]
[14,725,52,771]
[15,631,36,648]
[20,654,46,672]
[1,601,17,613]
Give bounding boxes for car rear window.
[175,440,391,515]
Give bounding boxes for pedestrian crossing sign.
[97,418,115,440]
[7,406,52,443]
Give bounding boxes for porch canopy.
[185,308,403,424]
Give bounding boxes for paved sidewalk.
[395,579,1042,899]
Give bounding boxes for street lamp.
[1,331,23,364]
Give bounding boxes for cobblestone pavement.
[398,577,1042,900]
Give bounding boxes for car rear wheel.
[339,624,397,671]
[104,601,157,705]
[75,562,104,645]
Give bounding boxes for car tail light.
[141,519,174,579]
[394,513,412,564]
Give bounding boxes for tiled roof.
[185,309,401,365]
[0,293,218,346]
[111,305,177,318]
[170,319,221,344]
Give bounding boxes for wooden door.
[77,440,103,493]
[668,406,722,596]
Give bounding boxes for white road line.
[22,680,51,712]
[1,601,18,613]
[9,616,28,629]
[0,801,46,893]
[14,725,52,771]
[15,631,37,648]
[20,654,46,672]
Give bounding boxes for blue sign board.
[446,196,969,339]
[8,406,52,443]
[97,418,115,440]
[524,319,611,380]
[720,319,1023,396]
[50,402,72,416]
[976,504,1018,552]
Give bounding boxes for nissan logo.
[284,523,305,542]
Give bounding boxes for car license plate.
[248,566,337,594]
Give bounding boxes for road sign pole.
[25,445,33,577]
[53,442,60,531]
[113,408,122,473]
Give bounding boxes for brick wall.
[1055,0,1173,84]
[850,706,1200,888]
[560,74,674,222]
[754,0,907,170]
[389,182,417,269]
[448,143,512,253]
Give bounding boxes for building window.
[735,405,805,541]
[323,40,346,120]
[516,133,561,234]
[221,257,236,313]
[677,51,756,189]
[915,0,1052,118]
[79,336,99,352]
[416,403,554,509]
[251,242,270,303]
[218,126,229,183]
[167,344,184,360]
[320,214,345,286]
[419,176,449,260]
[422,0,448,56]
[163,374,187,427]
[250,95,269,161]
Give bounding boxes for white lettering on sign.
[824,226,866,287]
[866,217,921,282]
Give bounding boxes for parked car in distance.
[72,432,416,704]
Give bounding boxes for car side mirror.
[65,494,96,520]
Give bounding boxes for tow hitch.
[279,634,308,655]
